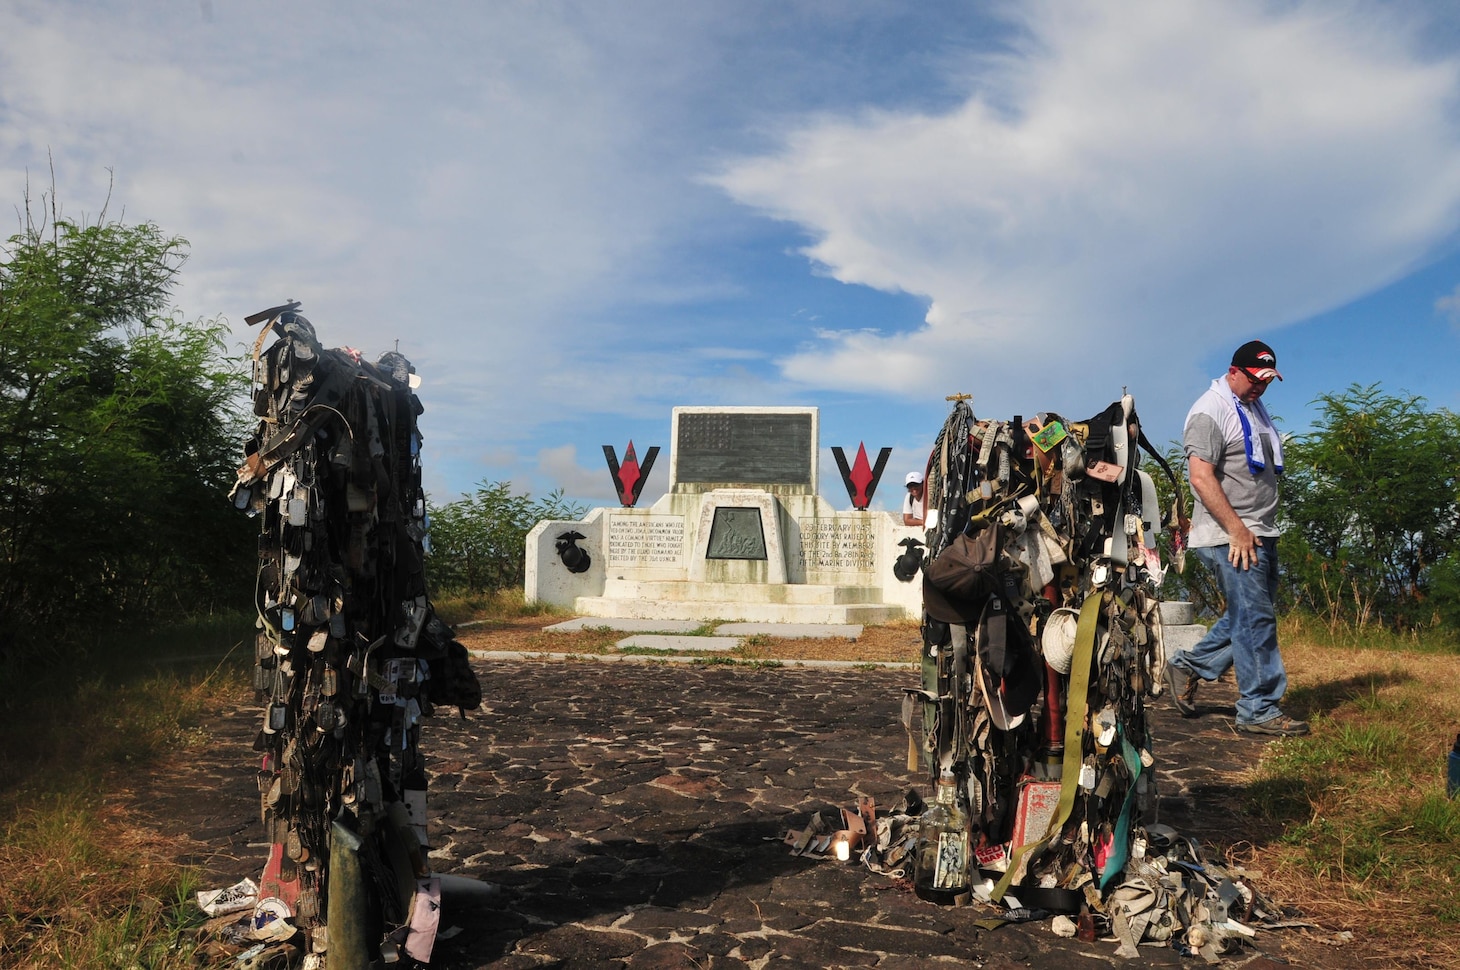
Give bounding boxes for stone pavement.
[134,656,1337,969]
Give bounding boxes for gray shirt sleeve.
[1183,413,1225,467]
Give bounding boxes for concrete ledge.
[465,649,917,669]
[1159,601,1197,626]
[713,622,863,640]
[1164,623,1208,654]
[542,617,705,634]
[615,634,741,653]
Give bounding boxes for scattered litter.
[197,877,259,917]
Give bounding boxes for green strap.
[1098,736,1144,890]
[991,591,1104,904]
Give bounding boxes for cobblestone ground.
[133,657,1357,969]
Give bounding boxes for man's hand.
[1188,455,1258,571]
[1226,522,1259,570]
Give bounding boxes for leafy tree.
[0,189,253,656]
[1281,385,1460,632]
[426,481,586,592]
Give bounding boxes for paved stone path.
[133,657,1341,969]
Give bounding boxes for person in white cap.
[903,471,926,526]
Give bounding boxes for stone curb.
[466,649,917,670]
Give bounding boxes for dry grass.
[1227,627,1460,968]
[0,615,247,969]
[0,796,201,969]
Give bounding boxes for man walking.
[1166,340,1309,737]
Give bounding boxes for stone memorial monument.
[525,406,922,623]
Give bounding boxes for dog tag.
[281,608,296,632]
[285,828,308,862]
[307,629,328,653]
[321,666,339,697]
[296,889,320,922]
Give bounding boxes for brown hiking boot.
[1236,713,1310,737]
[1165,659,1199,718]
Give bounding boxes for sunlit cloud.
[716,0,1460,412]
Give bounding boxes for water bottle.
[914,769,970,903]
[1448,733,1460,799]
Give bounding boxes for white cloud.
[715,0,1460,408]
[1438,283,1460,327]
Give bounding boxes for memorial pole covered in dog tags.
[229,303,483,966]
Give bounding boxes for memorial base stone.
[524,406,922,624]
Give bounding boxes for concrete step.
[614,634,741,653]
[599,578,884,605]
[571,595,905,625]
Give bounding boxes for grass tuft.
[0,615,249,968]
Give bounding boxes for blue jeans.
[1173,538,1288,726]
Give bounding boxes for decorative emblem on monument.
[602,440,659,507]
[830,443,892,510]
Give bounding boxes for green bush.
[0,192,254,660]
[426,481,585,593]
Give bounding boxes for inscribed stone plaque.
[676,411,812,485]
[705,507,767,560]
[606,515,686,567]
[798,519,877,571]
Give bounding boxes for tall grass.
[1282,609,1460,655]
[0,612,250,969]
[1239,624,1460,964]
[429,585,568,626]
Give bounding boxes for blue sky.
[4,0,1460,513]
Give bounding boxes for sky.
[4,0,1460,513]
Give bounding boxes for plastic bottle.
[914,770,971,903]
[1448,733,1460,799]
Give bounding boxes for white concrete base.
[572,594,903,625]
[614,635,741,652]
[573,577,905,625]
[1159,601,1197,626]
[1163,624,1209,654]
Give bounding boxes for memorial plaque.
[798,519,877,572]
[675,411,813,486]
[606,515,686,567]
[705,507,767,560]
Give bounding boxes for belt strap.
[991,591,1103,903]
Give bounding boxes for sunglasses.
[1240,368,1275,386]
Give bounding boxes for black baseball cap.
[1231,339,1282,381]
